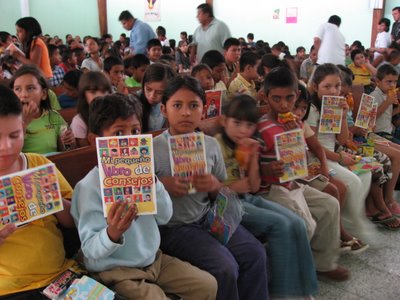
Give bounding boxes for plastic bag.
[205,186,244,245]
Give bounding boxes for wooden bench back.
[351,85,364,120]
[59,107,78,125]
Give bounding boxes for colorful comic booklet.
[274,129,308,183]
[61,276,115,300]
[203,89,222,119]
[0,163,63,227]
[168,132,207,194]
[318,95,344,134]
[96,134,157,217]
[367,102,378,132]
[355,93,376,129]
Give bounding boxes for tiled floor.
[317,191,400,300]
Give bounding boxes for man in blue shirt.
[119,10,156,55]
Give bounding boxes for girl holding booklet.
[215,94,318,298]
[306,63,375,246]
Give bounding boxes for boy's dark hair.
[223,38,240,50]
[191,63,212,77]
[63,70,83,89]
[263,66,297,96]
[162,46,172,54]
[247,33,254,40]
[0,31,11,44]
[169,39,176,50]
[296,46,305,53]
[388,49,400,62]
[310,45,315,52]
[102,33,112,40]
[328,15,341,26]
[156,26,166,36]
[239,51,259,72]
[223,94,258,123]
[336,64,354,86]
[89,93,142,136]
[180,31,187,38]
[103,56,123,72]
[0,85,22,116]
[350,49,364,61]
[160,54,174,62]
[379,18,391,32]
[119,10,134,21]
[296,83,312,121]
[47,44,59,57]
[197,3,214,18]
[72,47,84,56]
[61,49,74,63]
[147,38,162,50]
[376,63,398,80]
[124,54,150,69]
[162,75,205,105]
[201,50,225,69]
[392,7,400,13]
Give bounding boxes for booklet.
[274,129,308,183]
[203,90,222,119]
[367,102,378,133]
[355,93,375,129]
[62,276,115,300]
[168,132,207,194]
[0,163,63,227]
[96,135,157,217]
[42,269,80,300]
[318,96,344,134]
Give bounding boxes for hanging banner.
[144,0,161,22]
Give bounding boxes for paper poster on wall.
[144,0,161,21]
[286,7,298,24]
[272,9,280,20]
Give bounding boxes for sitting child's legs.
[94,250,217,300]
[160,223,268,300]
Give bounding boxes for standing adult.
[313,15,345,65]
[391,7,400,44]
[190,3,231,64]
[9,17,52,78]
[118,10,156,55]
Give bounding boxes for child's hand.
[106,202,138,243]
[228,178,250,194]
[262,160,285,177]
[0,224,17,246]
[116,80,128,94]
[22,101,39,126]
[60,127,76,150]
[339,99,349,115]
[387,91,398,105]
[239,138,260,156]
[352,126,368,137]
[192,174,222,193]
[339,151,356,166]
[159,176,190,197]
[283,119,301,131]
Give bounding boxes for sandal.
[369,212,396,224]
[379,217,400,231]
[341,237,369,254]
[388,202,400,217]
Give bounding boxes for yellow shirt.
[348,63,372,86]
[0,153,75,296]
[228,73,257,99]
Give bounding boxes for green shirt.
[125,76,141,88]
[23,110,66,154]
[48,89,61,110]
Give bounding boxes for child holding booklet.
[154,76,268,300]
[215,94,318,298]
[0,85,77,298]
[306,63,374,244]
[71,93,216,300]
[257,66,348,281]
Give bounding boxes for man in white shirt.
[314,15,345,65]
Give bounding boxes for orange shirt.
[30,38,53,78]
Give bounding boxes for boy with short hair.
[246,33,255,48]
[295,46,306,63]
[48,44,65,87]
[228,51,260,99]
[71,93,217,300]
[59,49,78,73]
[201,50,228,91]
[300,45,318,83]
[103,56,128,94]
[147,38,162,63]
[348,49,377,93]
[223,37,241,82]
[123,54,150,88]
[0,85,77,297]
[258,67,349,281]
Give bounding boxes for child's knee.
[322,183,339,200]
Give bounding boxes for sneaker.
[317,266,350,281]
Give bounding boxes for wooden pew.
[199,116,222,136]
[351,85,364,121]
[59,107,77,125]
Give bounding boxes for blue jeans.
[160,221,268,300]
[241,194,318,297]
